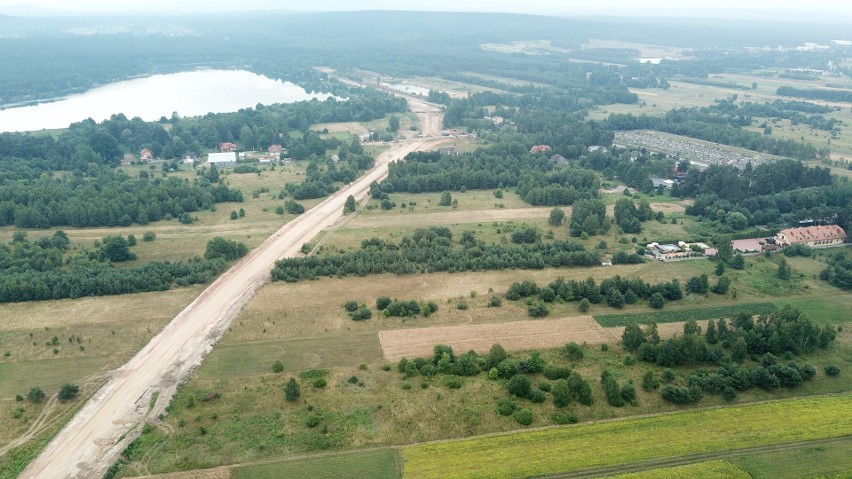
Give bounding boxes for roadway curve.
[21,100,445,478]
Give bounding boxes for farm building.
[776,225,847,248]
[219,142,237,152]
[207,152,237,168]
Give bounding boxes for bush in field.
[507,374,532,398]
[284,378,300,402]
[514,408,534,425]
[496,398,518,416]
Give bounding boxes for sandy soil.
[378,316,617,361]
[21,100,444,479]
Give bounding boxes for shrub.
[661,384,703,404]
[578,298,590,312]
[563,342,584,361]
[538,381,552,392]
[527,302,549,317]
[641,370,659,391]
[305,413,322,428]
[284,378,300,402]
[347,375,359,384]
[349,307,372,321]
[27,387,45,403]
[496,398,518,416]
[488,296,502,307]
[544,365,572,380]
[272,360,284,373]
[529,389,546,403]
[376,296,392,310]
[57,383,79,401]
[507,374,532,398]
[142,232,156,242]
[552,379,571,407]
[514,408,534,426]
[312,378,327,388]
[552,411,578,425]
[444,376,464,389]
[825,364,840,376]
[344,300,359,312]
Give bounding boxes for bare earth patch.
[379,316,616,361]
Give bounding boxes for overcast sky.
[0,0,850,19]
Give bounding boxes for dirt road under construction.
[21,98,445,478]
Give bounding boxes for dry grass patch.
[379,316,615,361]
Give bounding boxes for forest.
[271,228,601,282]
[0,232,247,303]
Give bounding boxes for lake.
[0,70,332,133]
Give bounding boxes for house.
[438,147,458,156]
[651,177,675,189]
[207,152,237,168]
[258,156,275,164]
[550,154,569,166]
[268,144,283,155]
[359,132,373,142]
[587,145,608,153]
[530,145,552,154]
[776,225,847,248]
[219,142,237,152]
[330,154,340,163]
[139,148,153,162]
[184,155,195,165]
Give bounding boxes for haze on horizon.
[1,0,851,21]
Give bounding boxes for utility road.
[22,99,445,478]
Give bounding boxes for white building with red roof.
[776,225,847,248]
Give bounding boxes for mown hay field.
[401,394,852,479]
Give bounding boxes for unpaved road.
[21,102,444,478]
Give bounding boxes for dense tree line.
[613,198,656,234]
[678,160,848,230]
[0,233,245,303]
[0,231,251,303]
[272,228,601,282]
[505,275,683,310]
[283,141,374,200]
[0,169,242,229]
[777,86,852,103]
[624,306,835,368]
[707,98,841,132]
[381,148,601,206]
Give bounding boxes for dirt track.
[378,316,616,361]
[21,100,444,478]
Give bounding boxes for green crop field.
[400,394,852,479]
[232,448,401,479]
[608,460,750,479]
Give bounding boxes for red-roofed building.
[776,225,847,248]
[268,144,283,155]
[219,142,237,152]
[530,145,552,154]
[139,148,153,162]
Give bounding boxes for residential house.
[530,145,552,154]
[776,225,847,248]
[359,132,373,142]
[184,155,195,165]
[139,148,153,162]
[438,147,458,156]
[219,142,237,152]
[268,144,283,156]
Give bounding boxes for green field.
[608,460,750,479]
[594,302,777,327]
[400,395,852,479]
[232,448,401,479]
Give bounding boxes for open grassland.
[232,448,401,479]
[606,460,750,479]
[729,436,852,479]
[400,395,852,479]
[0,287,201,471]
